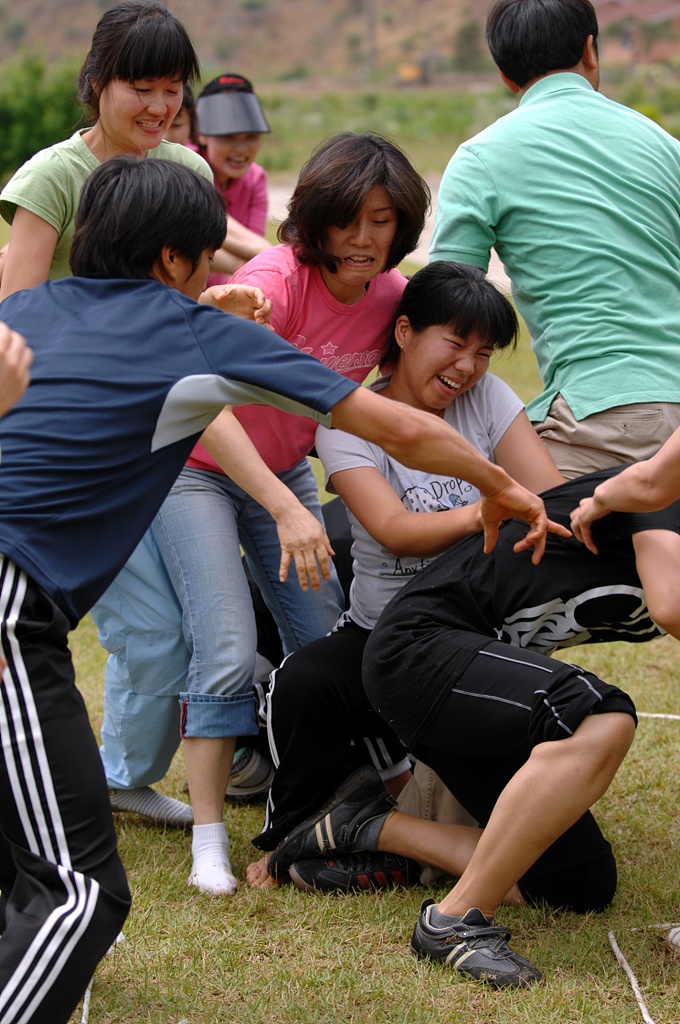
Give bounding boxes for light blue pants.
[94,460,344,788]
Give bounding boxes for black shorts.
[408,639,636,913]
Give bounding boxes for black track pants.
[0,557,131,1024]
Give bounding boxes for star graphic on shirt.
[320,341,338,357]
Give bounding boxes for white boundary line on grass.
[80,930,125,1023]
[612,708,678,1023]
[81,977,93,1024]
[608,931,657,1024]
[630,922,680,932]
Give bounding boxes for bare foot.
[246,854,278,889]
[504,882,524,906]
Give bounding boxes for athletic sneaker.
[289,851,421,893]
[225,747,274,803]
[268,765,395,876]
[411,900,543,988]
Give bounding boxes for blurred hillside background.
[1,0,680,183]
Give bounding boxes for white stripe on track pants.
[0,557,130,1024]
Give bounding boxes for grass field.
[63,322,680,1023]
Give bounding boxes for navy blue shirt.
[0,278,357,624]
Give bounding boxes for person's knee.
[107,866,133,924]
[269,653,334,725]
[521,841,617,914]
[532,711,635,781]
[644,590,680,641]
[576,711,636,776]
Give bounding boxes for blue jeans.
[95,460,343,786]
[93,529,187,788]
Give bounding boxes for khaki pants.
[397,762,477,884]
[534,395,680,480]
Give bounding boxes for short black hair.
[180,82,198,142]
[70,156,226,279]
[486,0,598,87]
[382,261,518,368]
[279,132,430,273]
[78,0,200,119]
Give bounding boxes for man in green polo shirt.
[430,0,680,479]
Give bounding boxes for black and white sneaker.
[268,766,395,877]
[225,747,274,803]
[289,851,421,893]
[411,900,543,988]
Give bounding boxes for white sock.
[189,822,237,896]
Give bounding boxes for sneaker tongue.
[460,907,492,926]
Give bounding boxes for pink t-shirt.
[187,244,407,475]
[205,161,268,288]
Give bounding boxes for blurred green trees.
[0,49,678,187]
[0,52,85,183]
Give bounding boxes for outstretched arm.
[201,408,333,591]
[631,529,680,641]
[570,430,680,553]
[329,388,570,564]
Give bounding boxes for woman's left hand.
[275,503,335,590]
[199,284,273,325]
[569,496,612,554]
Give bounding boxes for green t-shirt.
[0,130,212,280]
[430,74,680,421]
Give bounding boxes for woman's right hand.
[274,501,335,591]
[199,283,273,325]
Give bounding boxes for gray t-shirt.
[314,373,523,629]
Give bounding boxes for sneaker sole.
[289,855,420,893]
[225,765,275,803]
